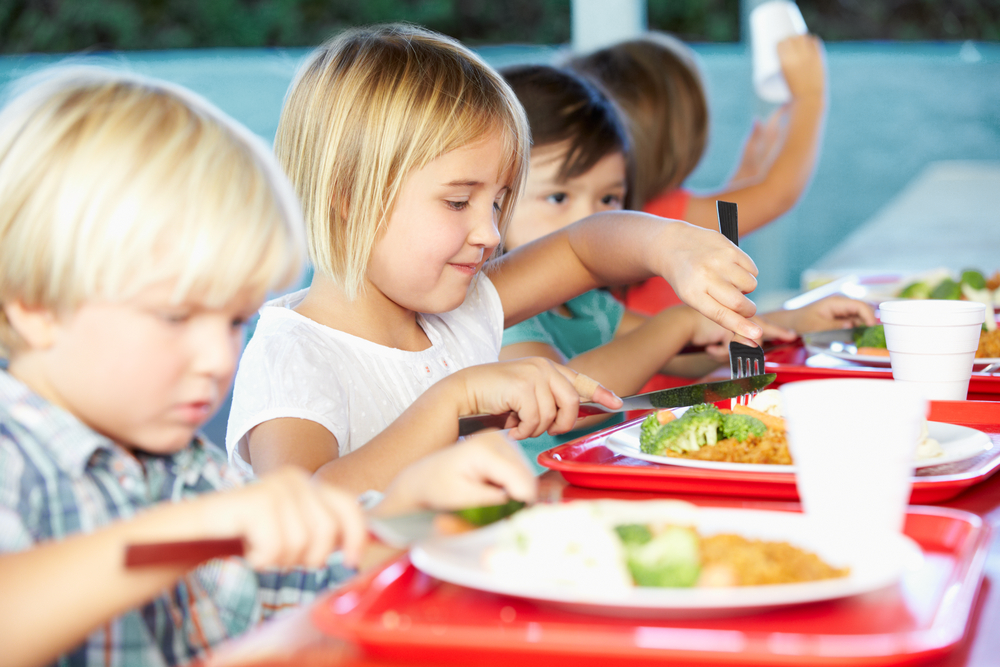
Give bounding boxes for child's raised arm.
[491,211,763,342]
[0,468,365,667]
[682,34,826,234]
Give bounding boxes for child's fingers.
[463,434,538,504]
[756,317,797,341]
[315,485,367,568]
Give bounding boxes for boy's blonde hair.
[569,33,708,209]
[0,67,305,357]
[276,23,530,299]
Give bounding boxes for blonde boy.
[0,67,537,666]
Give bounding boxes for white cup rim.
[879,299,986,326]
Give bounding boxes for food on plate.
[484,500,849,591]
[978,328,1000,357]
[639,389,941,464]
[639,398,791,465]
[852,324,890,357]
[916,421,943,460]
[894,269,1000,333]
[898,268,989,301]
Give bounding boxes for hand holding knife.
[457,373,776,436]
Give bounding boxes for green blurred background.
[2,0,998,52]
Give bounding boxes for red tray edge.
[312,507,992,666]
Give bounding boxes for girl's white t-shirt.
[225,276,504,476]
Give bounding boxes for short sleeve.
[227,318,350,464]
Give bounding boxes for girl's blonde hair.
[276,23,530,298]
[568,32,708,209]
[0,66,305,356]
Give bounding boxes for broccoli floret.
[720,413,767,442]
[639,404,722,455]
[961,269,987,291]
[454,499,526,527]
[930,278,962,300]
[853,324,886,349]
[685,403,721,417]
[615,524,653,546]
[621,525,701,588]
[898,281,931,299]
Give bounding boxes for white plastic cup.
[879,300,986,401]
[780,379,926,548]
[750,1,807,103]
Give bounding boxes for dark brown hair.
[568,32,708,209]
[501,64,631,204]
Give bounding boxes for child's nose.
[469,207,501,248]
[191,320,239,380]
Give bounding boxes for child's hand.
[203,467,366,570]
[653,221,762,343]
[730,108,787,186]
[778,34,825,102]
[453,358,621,439]
[768,296,876,334]
[377,432,537,516]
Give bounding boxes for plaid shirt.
[0,371,354,667]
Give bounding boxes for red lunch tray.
[538,401,1000,503]
[764,346,1000,401]
[311,506,990,667]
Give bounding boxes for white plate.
[802,327,1000,369]
[604,419,993,473]
[410,504,922,616]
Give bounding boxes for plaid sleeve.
[254,552,357,619]
[0,439,33,552]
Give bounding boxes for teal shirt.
[502,289,626,472]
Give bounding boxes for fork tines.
[729,342,766,406]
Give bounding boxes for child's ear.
[3,301,59,350]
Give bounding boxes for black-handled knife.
[457,373,775,436]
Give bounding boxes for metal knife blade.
[457,372,776,436]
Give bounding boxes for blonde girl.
[228,24,762,494]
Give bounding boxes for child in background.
[228,23,764,494]
[0,67,536,667]
[569,31,827,314]
[499,65,873,467]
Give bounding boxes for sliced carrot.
[732,404,786,432]
[858,346,891,357]
[656,410,677,425]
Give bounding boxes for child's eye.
[601,194,624,207]
[159,311,191,324]
[230,316,248,330]
[546,193,568,205]
[446,200,469,211]
[493,200,502,214]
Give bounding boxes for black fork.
[717,201,766,406]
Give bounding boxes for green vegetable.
[961,269,987,291]
[720,413,767,442]
[619,525,701,587]
[454,499,526,527]
[930,278,962,300]
[615,524,653,546]
[639,404,722,455]
[853,324,886,349]
[898,281,932,299]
